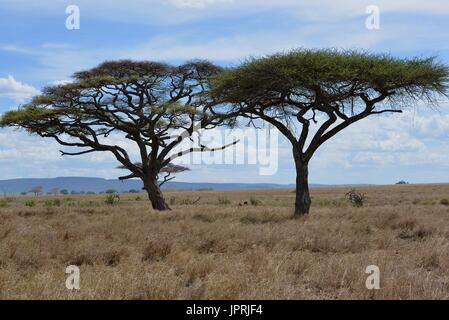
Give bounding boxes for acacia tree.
[212,49,448,217]
[0,60,237,211]
[30,186,43,196]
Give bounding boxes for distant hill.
[0,177,337,194]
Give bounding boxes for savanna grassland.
[0,184,449,300]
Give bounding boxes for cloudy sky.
[0,0,449,184]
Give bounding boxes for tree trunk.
[294,158,311,217]
[144,178,170,211]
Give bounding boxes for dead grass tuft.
[142,241,172,262]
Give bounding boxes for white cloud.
[0,43,35,55]
[50,79,73,86]
[313,110,449,170]
[0,76,40,103]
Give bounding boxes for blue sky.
[0,0,449,184]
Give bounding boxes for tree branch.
[165,139,239,164]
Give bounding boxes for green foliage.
[0,106,63,128]
[441,199,449,206]
[25,200,36,207]
[105,189,118,194]
[212,49,449,105]
[45,199,62,207]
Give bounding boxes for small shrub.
[25,200,36,207]
[249,196,261,206]
[44,199,61,207]
[345,189,366,207]
[440,199,449,206]
[44,200,53,207]
[218,196,231,205]
[104,194,120,205]
[135,196,142,201]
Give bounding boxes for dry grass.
[0,184,449,300]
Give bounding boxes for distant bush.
[60,189,69,195]
[441,199,449,206]
[396,180,409,185]
[25,200,36,207]
[44,199,62,207]
[345,189,366,208]
[129,189,140,194]
[105,194,120,205]
[105,189,118,194]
